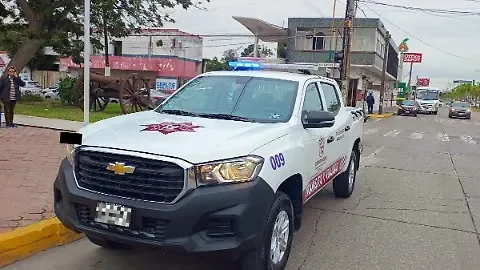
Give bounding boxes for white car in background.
[42,88,60,100]
[20,80,43,95]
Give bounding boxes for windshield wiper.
[159,109,199,117]
[197,113,256,122]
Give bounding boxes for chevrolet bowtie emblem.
[106,162,135,175]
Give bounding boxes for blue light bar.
[228,61,262,70]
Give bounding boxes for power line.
[360,3,469,60]
[360,0,480,15]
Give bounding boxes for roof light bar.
[229,60,338,72]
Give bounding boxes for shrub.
[57,77,77,105]
[21,93,44,102]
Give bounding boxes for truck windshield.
[155,75,299,123]
[417,90,439,100]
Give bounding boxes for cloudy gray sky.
[164,0,480,89]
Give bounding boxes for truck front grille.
[75,150,185,203]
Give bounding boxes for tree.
[0,0,209,75]
[222,48,238,64]
[205,57,228,72]
[240,44,274,57]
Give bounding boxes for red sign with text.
[403,53,422,63]
[416,78,430,87]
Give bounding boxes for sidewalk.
[0,115,82,234]
[1,113,82,131]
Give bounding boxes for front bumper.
[54,158,275,253]
[450,111,471,118]
[398,109,417,115]
[419,106,437,112]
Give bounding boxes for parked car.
[449,101,471,119]
[20,80,42,95]
[397,100,420,117]
[42,88,60,100]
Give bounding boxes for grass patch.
[472,107,480,112]
[14,100,123,122]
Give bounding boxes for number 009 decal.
[270,153,286,170]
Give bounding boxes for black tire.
[449,114,452,118]
[433,111,438,115]
[238,192,294,270]
[397,111,401,115]
[414,113,418,117]
[86,235,129,249]
[333,150,357,198]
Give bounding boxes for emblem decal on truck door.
[140,122,203,135]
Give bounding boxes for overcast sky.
[164,0,480,89]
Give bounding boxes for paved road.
[5,107,480,269]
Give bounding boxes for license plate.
[94,202,132,227]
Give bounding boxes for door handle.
[327,136,335,143]
[345,125,351,131]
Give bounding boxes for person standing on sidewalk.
[366,92,375,114]
[0,67,25,127]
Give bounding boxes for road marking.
[408,132,423,140]
[436,133,450,142]
[460,135,477,144]
[383,129,401,137]
[360,146,384,166]
[460,120,470,125]
[448,119,455,124]
[364,128,380,135]
[434,118,444,123]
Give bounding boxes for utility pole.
[103,14,110,76]
[407,62,413,98]
[340,0,357,106]
[379,31,390,115]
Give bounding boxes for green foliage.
[0,0,209,71]
[57,77,77,105]
[20,93,44,102]
[205,57,228,72]
[240,44,274,57]
[442,84,480,104]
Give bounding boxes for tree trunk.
[3,38,46,76]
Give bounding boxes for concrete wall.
[93,30,203,62]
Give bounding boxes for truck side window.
[302,83,324,117]
[320,83,341,115]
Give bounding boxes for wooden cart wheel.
[74,76,110,112]
[119,73,151,114]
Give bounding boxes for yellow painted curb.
[368,112,395,119]
[0,217,84,267]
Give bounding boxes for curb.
[0,217,84,267]
[368,112,395,119]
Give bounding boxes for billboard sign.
[403,53,422,63]
[416,78,430,87]
[156,78,177,91]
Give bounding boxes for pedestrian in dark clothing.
[0,67,25,127]
[366,92,375,114]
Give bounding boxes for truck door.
[300,81,339,202]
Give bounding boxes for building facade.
[286,18,399,108]
[234,17,401,110]
[59,29,204,91]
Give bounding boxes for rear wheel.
[238,192,294,270]
[333,150,357,198]
[414,113,418,117]
[433,110,438,115]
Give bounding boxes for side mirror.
[303,111,335,128]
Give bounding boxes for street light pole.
[83,0,91,126]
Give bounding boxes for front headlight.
[467,109,471,113]
[66,144,77,165]
[195,155,264,185]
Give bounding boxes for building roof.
[232,16,288,43]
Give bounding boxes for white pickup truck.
[55,63,365,269]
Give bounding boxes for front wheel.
[238,192,294,270]
[414,113,418,117]
[433,110,438,115]
[333,150,357,198]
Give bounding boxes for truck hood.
[417,99,437,104]
[79,111,293,164]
